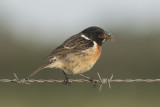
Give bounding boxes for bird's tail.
[29,64,49,78]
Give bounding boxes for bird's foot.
[62,78,71,85]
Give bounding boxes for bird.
[29,26,114,86]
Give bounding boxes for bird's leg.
[62,70,70,85]
[79,74,96,87]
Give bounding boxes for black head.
[81,26,107,46]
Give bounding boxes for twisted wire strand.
[0,73,160,84]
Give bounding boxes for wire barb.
[97,72,103,84]
[108,74,113,89]
[13,73,20,83]
[11,73,30,84]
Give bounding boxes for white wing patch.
[64,45,76,49]
[64,45,70,49]
[81,34,91,40]
[47,57,59,68]
[49,57,56,62]
[82,41,97,53]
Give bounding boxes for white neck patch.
[81,34,91,40]
[92,41,97,50]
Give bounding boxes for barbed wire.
[1,73,160,89]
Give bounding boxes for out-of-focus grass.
[0,31,160,107]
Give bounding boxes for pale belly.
[58,45,101,74]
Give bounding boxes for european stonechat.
[29,26,114,86]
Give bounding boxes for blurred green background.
[0,0,160,107]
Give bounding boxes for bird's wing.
[29,34,94,78]
[46,34,94,58]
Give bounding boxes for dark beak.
[100,33,114,41]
